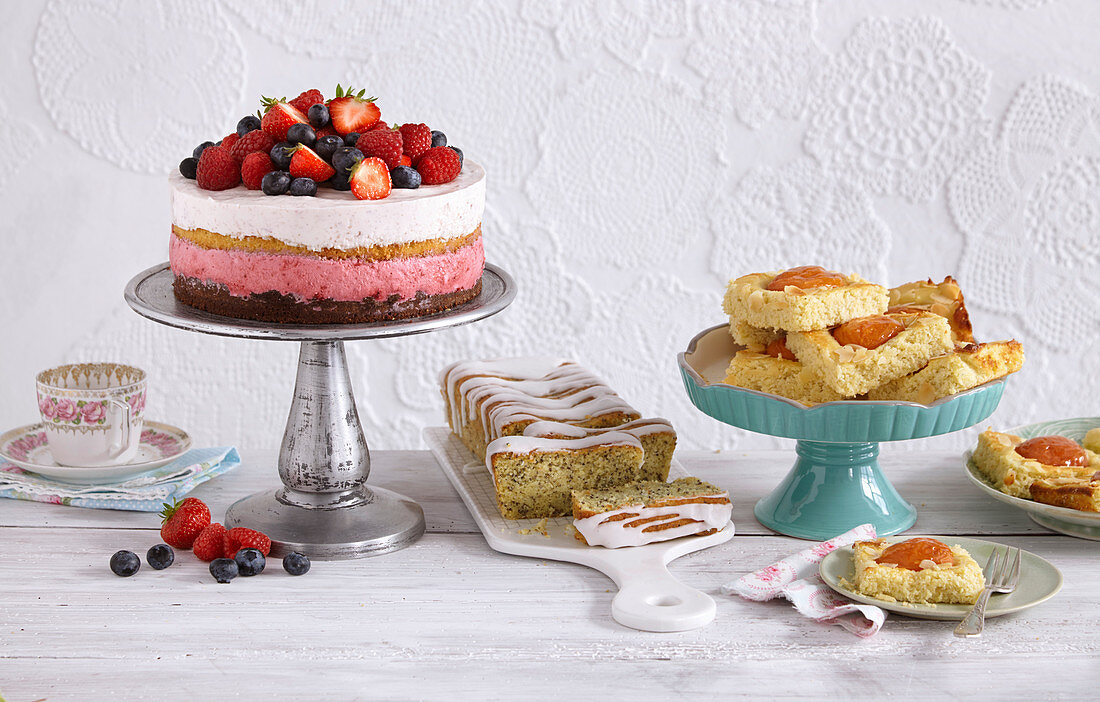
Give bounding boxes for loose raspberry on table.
[415,146,461,185]
[223,527,272,558]
[195,146,241,191]
[241,152,274,190]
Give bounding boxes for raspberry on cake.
[888,276,974,344]
[866,340,1024,403]
[571,478,731,548]
[723,350,845,405]
[784,311,954,397]
[723,267,888,333]
[970,429,1099,500]
[844,538,984,605]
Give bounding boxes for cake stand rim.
[677,322,1008,443]
[123,261,516,341]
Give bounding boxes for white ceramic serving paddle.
[425,427,734,632]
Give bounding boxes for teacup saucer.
[0,421,192,483]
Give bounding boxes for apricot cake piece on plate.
[571,477,731,548]
[888,276,975,344]
[784,311,954,397]
[970,429,1099,500]
[846,537,984,605]
[866,340,1024,403]
[722,266,888,333]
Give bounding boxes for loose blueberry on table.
[110,550,141,577]
[146,543,175,570]
[234,548,266,577]
[210,558,239,584]
[283,551,311,576]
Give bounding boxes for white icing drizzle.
[483,432,644,479]
[522,417,676,441]
[573,497,732,549]
[439,358,639,443]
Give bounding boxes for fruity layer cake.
[171,85,483,324]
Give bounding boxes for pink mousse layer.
[169,233,484,302]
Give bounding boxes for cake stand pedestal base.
[753,440,917,541]
[225,486,425,559]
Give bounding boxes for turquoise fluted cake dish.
[678,324,1008,540]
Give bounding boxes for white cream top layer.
[169,160,486,251]
[573,497,732,549]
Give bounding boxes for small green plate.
[819,535,1062,621]
[964,416,1100,540]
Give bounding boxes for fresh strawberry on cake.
[170,85,483,324]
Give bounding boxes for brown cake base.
[173,275,483,325]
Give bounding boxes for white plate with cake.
[820,535,1062,620]
[966,417,1100,540]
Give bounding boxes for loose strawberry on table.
[159,497,211,549]
[328,84,380,135]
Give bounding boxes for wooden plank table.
[2,448,1098,700]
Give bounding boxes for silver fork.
[954,545,1021,637]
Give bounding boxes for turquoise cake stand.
[678,324,1007,540]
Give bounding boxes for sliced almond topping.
[919,559,938,570]
[749,289,765,311]
[888,289,901,305]
[783,285,805,296]
[916,382,938,405]
[930,291,956,305]
[930,302,950,317]
[851,346,871,363]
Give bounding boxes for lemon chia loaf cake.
[520,419,676,482]
[571,478,731,548]
[486,434,645,519]
[785,311,954,397]
[845,538,983,605]
[440,358,678,519]
[888,276,974,344]
[866,340,1024,403]
[971,429,1100,500]
[171,86,484,324]
[723,266,888,332]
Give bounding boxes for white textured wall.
[1,0,1097,453]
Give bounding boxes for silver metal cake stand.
[124,262,515,559]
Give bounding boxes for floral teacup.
[36,363,147,467]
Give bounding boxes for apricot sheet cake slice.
[888,276,974,344]
[867,340,1024,403]
[723,350,845,405]
[846,538,984,605]
[970,429,1099,500]
[785,311,954,397]
[723,266,888,333]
